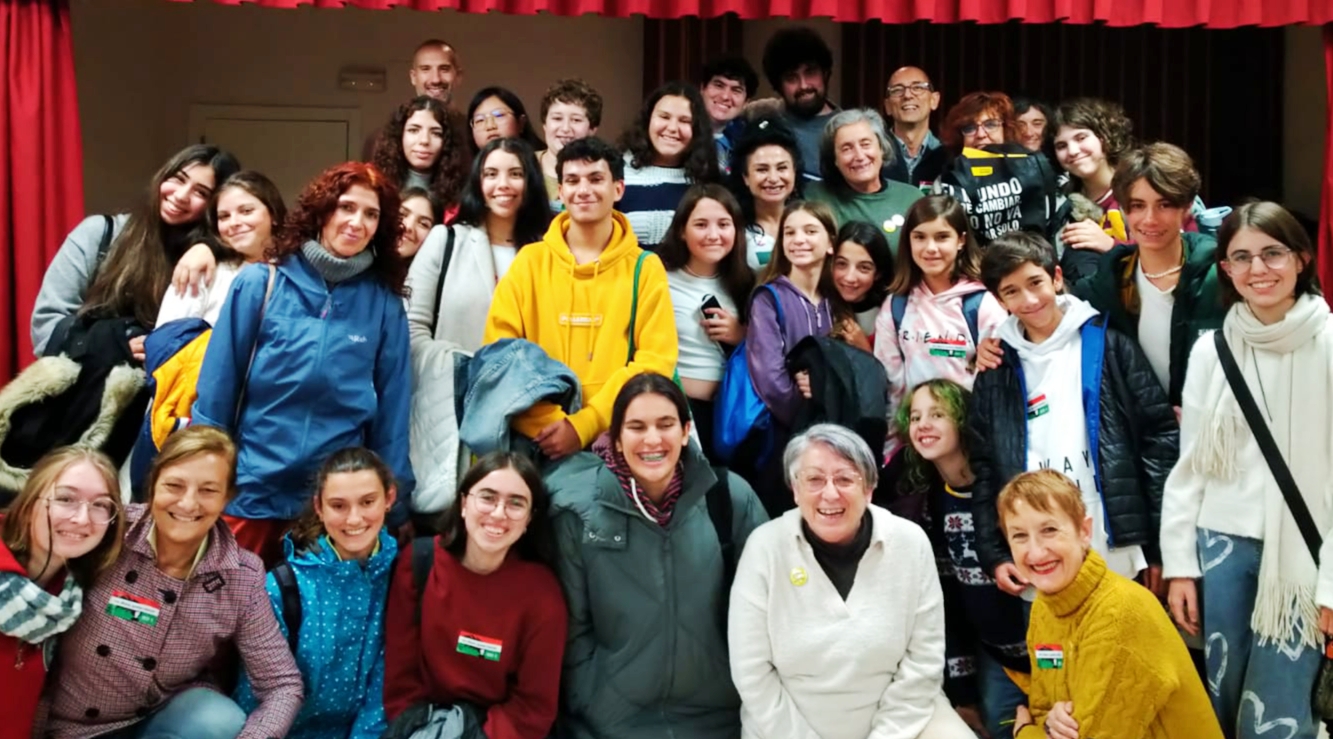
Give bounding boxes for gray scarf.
[300,240,374,284]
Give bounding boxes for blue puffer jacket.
[193,256,414,523]
[235,531,398,739]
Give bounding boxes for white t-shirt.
[155,261,242,327]
[667,269,738,382]
[491,244,518,280]
[1135,263,1175,393]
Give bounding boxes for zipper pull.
[320,294,332,319]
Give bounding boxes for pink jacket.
[873,279,1007,458]
[43,506,303,739]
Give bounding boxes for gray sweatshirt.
[30,214,128,357]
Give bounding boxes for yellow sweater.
[483,211,679,446]
[1012,551,1223,739]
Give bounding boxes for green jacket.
[1071,232,1224,405]
[547,447,768,739]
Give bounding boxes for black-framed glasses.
[959,119,1003,137]
[1224,247,1294,274]
[887,82,933,99]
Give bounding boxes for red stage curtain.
[168,0,1333,24]
[0,0,86,384]
[1320,23,1333,304]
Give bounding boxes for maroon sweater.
[383,540,567,739]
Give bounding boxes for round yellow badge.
[789,567,808,586]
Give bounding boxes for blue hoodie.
[193,257,414,522]
[235,531,398,739]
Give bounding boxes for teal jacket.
[547,447,768,739]
[235,531,398,739]
[1071,232,1224,405]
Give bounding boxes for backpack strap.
[411,536,437,625]
[961,290,986,346]
[705,466,735,629]
[429,225,458,337]
[270,561,302,652]
[761,284,786,349]
[626,251,651,362]
[890,294,907,333]
[95,215,114,270]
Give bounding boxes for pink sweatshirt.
[873,278,1008,458]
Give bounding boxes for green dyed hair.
[895,379,971,493]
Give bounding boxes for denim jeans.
[976,649,1029,738]
[1199,527,1321,739]
[130,688,246,739]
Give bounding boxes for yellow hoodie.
[483,211,679,446]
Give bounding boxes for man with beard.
[882,66,948,190]
[761,27,837,181]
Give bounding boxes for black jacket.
[786,336,889,460]
[967,314,1179,574]
[884,135,949,190]
[1071,232,1224,406]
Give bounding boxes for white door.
[188,105,362,204]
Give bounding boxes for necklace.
[682,264,718,279]
[1143,264,1183,280]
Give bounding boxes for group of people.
[1,21,1330,739]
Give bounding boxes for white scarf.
[1192,294,1333,648]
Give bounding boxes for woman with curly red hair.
[940,92,1019,154]
[371,96,468,221]
[192,162,415,565]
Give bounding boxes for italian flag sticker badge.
[456,631,504,661]
[1026,394,1050,420]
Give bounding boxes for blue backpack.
[714,285,784,465]
[889,290,986,357]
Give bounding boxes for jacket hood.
[535,211,640,275]
[997,294,1100,356]
[0,536,25,575]
[283,529,399,581]
[917,277,989,303]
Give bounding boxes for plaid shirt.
[43,506,303,739]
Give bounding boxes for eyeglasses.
[45,494,117,525]
[470,109,512,129]
[959,119,1003,137]
[795,471,863,494]
[887,82,933,99]
[468,489,531,520]
[1224,247,1294,274]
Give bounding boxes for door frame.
[187,104,364,160]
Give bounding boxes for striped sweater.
[618,154,690,252]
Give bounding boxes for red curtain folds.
[169,0,1333,24]
[0,0,86,385]
[1321,23,1333,304]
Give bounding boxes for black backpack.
[935,144,1069,246]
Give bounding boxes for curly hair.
[270,162,410,296]
[540,78,604,129]
[894,379,971,494]
[370,96,467,212]
[619,81,719,185]
[1053,97,1135,170]
[941,92,1018,153]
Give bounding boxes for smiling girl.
[874,195,1005,458]
[383,452,565,739]
[546,373,767,739]
[396,187,439,262]
[193,162,414,565]
[1162,202,1333,739]
[235,448,398,739]
[408,138,552,527]
[32,144,239,358]
[536,79,602,212]
[618,82,720,251]
[155,171,286,326]
[831,221,894,350]
[1,448,125,739]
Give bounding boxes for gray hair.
[818,108,895,192]
[783,423,879,491]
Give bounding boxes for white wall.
[71,0,644,213]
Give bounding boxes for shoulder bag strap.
[270,561,302,651]
[626,251,650,363]
[1213,331,1322,564]
[429,225,458,337]
[234,264,277,428]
